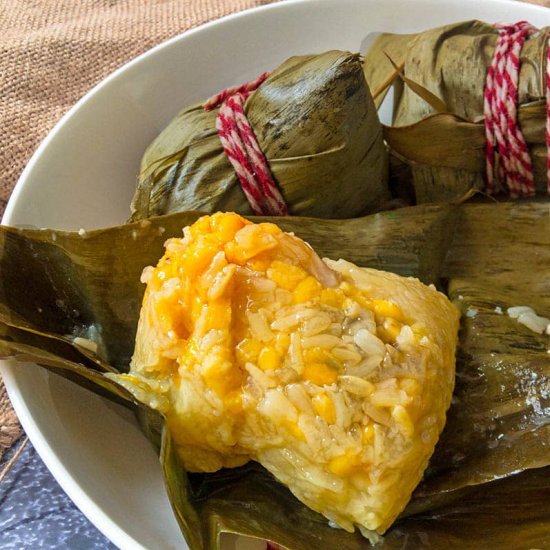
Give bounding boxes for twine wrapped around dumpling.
[129,50,389,221]
[363,20,549,203]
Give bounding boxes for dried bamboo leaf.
[172,455,369,550]
[419,202,550,496]
[0,327,135,407]
[365,33,416,110]
[364,20,550,201]
[385,466,550,549]
[161,428,205,550]
[0,214,203,370]
[0,200,549,549]
[383,113,485,171]
[383,53,448,113]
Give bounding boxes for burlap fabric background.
[0,0,278,461]
[0,0,548,461]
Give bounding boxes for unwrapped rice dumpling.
[363,20,549,202]
[130,51,389,221]
[117,212,459,535]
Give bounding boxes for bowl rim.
[2,0,549,548]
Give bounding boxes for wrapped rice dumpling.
[130,51,389,221]
[363,20,549,202]
[117,212,459,535]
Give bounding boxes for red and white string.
[484,21,550,197]
[204,72,289,216]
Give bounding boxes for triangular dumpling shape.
[122,212,459,536]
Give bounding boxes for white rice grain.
[286,384,315,415]
[271,309,317,331]
[507,305,535,319]
[348,355,384,377]
[332,346,362,365]
[302,334,343,349]
[247,310,274,342]
[354,329,386,356]
[396,325,416,350]
[517,312,550,334]
[289,332,305,374]
[301,313,333,337]
[258,389,298,423]
[339,375,375,397]
[245,362,276,390]
[73,337,98,353]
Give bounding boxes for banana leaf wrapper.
[130,51,389,221]
[363,20,549,203]
[0,201,549,548]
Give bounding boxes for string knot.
[204,72,289,216]
[483,21,542,198]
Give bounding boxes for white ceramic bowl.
[2,1,550,548]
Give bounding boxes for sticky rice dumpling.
[116,212,459,535]
[363,20,549,202]
[129,51,389,221]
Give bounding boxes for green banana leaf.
[130,50,389,221]
[363,20,550,202]
[419,202,550,498]
[0,201,549,548]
